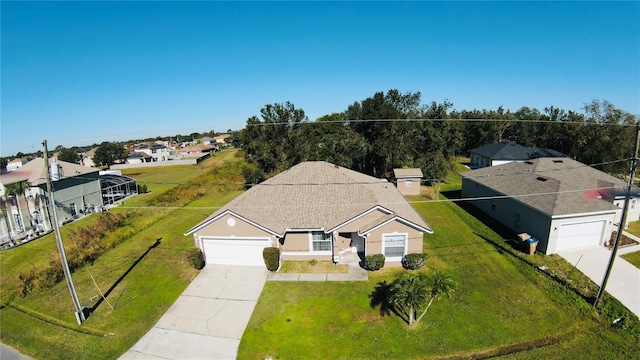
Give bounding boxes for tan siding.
[195,214,273,238]
[281,232,310,252]
[396,178,421,196]
[333,232,351,254]
[366,220,424,261]
[337,209,389,232]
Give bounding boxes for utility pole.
[594,124,640,307]
[42,140,85,324]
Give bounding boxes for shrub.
[364,254,385,271]
[263,247,281,271]
[402,253,428,270]
[186,247,205,270]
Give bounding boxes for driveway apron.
[558,246,640,318]
[119,265,268,360]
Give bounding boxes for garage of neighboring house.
[555,220,606,252]
[200,237,271,266]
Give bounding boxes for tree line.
[240,89,638,182]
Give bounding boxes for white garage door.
[557,220,605,251]
[201,237,271,266]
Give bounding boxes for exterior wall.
[547,213,617,254]
[365,220,424,262]
[335,209,390,232]
[470,153,490,168]
[111,155,208,170]
[333,232,351,255]
[194,213,274,239]
[612,197,640,225]
[48,174,103,225]
[462,178,553,253]
[280,232,311,252]
[396,177,421,196]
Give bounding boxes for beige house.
[185,161,432,266]
[394,168,423,196]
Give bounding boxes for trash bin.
[527,237,539,255]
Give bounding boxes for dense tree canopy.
[57,148,80,163]
[93,142,128,167]
[241,91,637,182]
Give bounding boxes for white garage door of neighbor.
[201,237,271,266]
[557,220,605,251]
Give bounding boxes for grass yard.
[621,250,640,269]
[238,195,639,359]
[624,220,640,238]
[280,260,348,274]
[0,150,245,360]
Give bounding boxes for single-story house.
[176,145,218,157]
[461,157,640,254]
[393,168,423,196]
[469,141,568,169]
[185,161,433,266]
[6,158,29,172]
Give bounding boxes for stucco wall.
[365,220,424,261]
[280,232,311,252]
[396,178,421,196]
[194,213,274,239]
[48,175,103,224]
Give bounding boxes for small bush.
[263,247,280,271]
[364,254,385,271]
[308,259,318,266]
[402,253,428,270]
[186,247,205,270]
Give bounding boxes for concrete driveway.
[557,245,640,318]
[119,265,268,360]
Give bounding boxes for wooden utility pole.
[594,124,640,307]
[42,140,85,324]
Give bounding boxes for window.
[311,231,332,252]
[70,203,77,217]
[383,234,406,258]
[14,214,24,231]
[405,180,413,187]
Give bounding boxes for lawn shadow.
[441,190,597,305]
[87,238,162,317]
[369,280,410,324]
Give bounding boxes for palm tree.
[384,270,456,326]
[388,273,430,325]
[6,180,34,232]
[415,270,456,323]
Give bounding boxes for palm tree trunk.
[416,296,436,323]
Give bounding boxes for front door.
[351,234,365,254]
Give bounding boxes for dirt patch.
[608,232,640,249]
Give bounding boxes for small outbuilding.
[393,168,423,196]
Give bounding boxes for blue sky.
[1,1,639,157]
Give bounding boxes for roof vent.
[553,159,564,163]
[536,176,548,182]
[525,161,534,165]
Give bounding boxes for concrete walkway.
[119,265,268,360]
[557,242,640,318]
[0,343,31,360]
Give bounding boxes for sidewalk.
[268,255,368,282]
[558,244,640,318]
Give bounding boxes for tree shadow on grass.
[87,238,162,317]
[369,281,408,323]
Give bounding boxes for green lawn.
[0,150,245,360]
[238,195,639,359]
[621,250,640,269]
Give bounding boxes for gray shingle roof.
[188,161,431,236]
[462,158,631,216]
[470,141,567,161]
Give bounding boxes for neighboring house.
[0,158,105,244]
[131,143,170,162]
[6,158,29,172]
[394,168,423,196]
[198,137,215,146]
[469,141,568,169]
[126,152,153,164]
[213,134,231,146]
[461,157,640,255]
[80,147,98,168]
[185,161,433,266]
[176,145,217,157]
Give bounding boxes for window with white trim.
[311,231,332,252]
[383,234,406,258]
[405,180,413,187]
